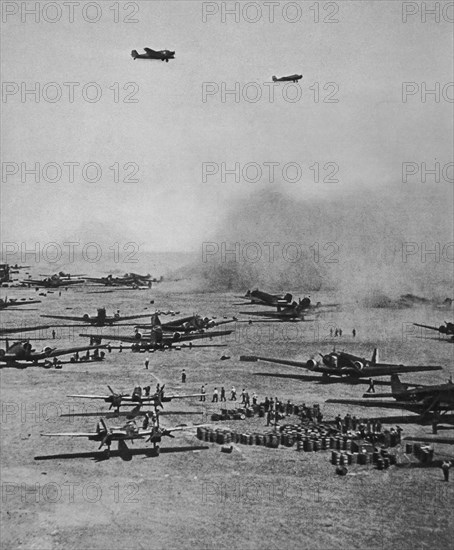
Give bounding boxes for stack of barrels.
[196,427,280,448]
[404,442,434,463]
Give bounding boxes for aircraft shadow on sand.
[34,445,209,462]
[252,372,391,386]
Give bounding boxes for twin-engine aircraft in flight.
[131,48,175,62]
[240,348,443,380]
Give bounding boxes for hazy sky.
[1,1,453,251]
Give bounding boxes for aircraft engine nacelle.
[353,361,364,371]
[172,332,182,341]
[183,322,191,331]
[43,346,54,355]
[306,359,317,370]
[83,314,90,321]
[284,293,293,303]
[134,332,143,341]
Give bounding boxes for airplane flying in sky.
[41,307,153,327]
[414,321,454,339]
[327,374,454,425]
[131,47,175,62]
[0,339,105,368]
[42,416,202,457]
[272,74,302,83]
[0,297,41,310]
[240,348,443,379]
[67,384,202,413]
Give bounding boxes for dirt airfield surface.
[1,285,453,550]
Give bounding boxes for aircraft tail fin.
[391,374,406,395]
[371,348,378,364]
[131,50,139,59]
[272,76,277,82]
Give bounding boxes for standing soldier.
[212,387,219,403]
[241,389,246,404]
[352,328,356,338]
[366,378,375,393]
[144,357,149,370]
[230,386,237,401]
[441,460,452,482]
[220,387,226,402]
[181,369,186,383]
[200,385,206,402]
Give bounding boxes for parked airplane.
[85,273,152,288]
[22,274,84,288]
[82,327,233,351]
[0,297,41,310]
[327,374,454,427]
[134,313,237,333]
[240,348,443,379]
[42,416,202,457]
[41,307,153,327]
[68,384,202,413]
[131,47,175,62]
[0,339,105,368]
[239,289,293,308]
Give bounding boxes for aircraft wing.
[325,398,414,409]
[164,423,210,434]
[80,333,138,343]
[0,325,51,335]
[240,355,313,370]
[161,394,203,400]
[403,435,454,445]
[116,313,154,322]
[41,314,85,322]
[67,394,111,400]
[371,364,443,375]
[47,344,105,358]
[413,323,440,332]
[177,330,233,342]
[41,432,96,437]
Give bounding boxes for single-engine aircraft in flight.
[22,273,85,288]
[327,374,454,426]
[67,384,202,413]
[42,416,202,457]
[0,297,41,310]
[240,348,443,380]
[272,74,302,83]
[0,339,105,368]
[134,313,237,333]
[41,307,153,327]
[414,321,454,339]
[131,48,175,62]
